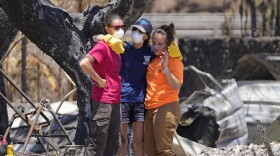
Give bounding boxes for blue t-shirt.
[120,42,155,103]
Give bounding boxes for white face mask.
[113,28,124,39]
[131,31,143,44]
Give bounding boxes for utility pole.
[276,0,280,36]
[21,36,27,96]
[248,0,257,37]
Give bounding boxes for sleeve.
[169,59,184,84]
[88,42,107,63]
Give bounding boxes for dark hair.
[103,13,122,33]
[152,23,175,46]
[143,33,151,47]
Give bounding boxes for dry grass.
[2,33,75,103]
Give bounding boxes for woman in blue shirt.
[119,18,154,156]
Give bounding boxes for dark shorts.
[121,102,145,123]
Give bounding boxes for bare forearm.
[82,64,101,82]
[80,57,102,83]
[93,34,104,42]
[163,68,181,90]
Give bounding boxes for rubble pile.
[199,141,280,156]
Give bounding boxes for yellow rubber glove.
[103,34,125,54]
[168,42,183,60]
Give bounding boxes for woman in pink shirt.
[80,13,125,156]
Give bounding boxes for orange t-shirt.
[145,56,184,109]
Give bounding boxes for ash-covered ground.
[198,141,280,156]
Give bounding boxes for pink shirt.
[89,41,122,104]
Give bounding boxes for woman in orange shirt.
[144,24,184,156]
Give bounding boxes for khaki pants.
[144,102,181,156]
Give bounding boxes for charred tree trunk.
[0,8,18,142]
[0,0,148,145]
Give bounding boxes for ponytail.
[152,23,175,46]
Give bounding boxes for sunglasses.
[108,24,126,30]
[132,27,144,34]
